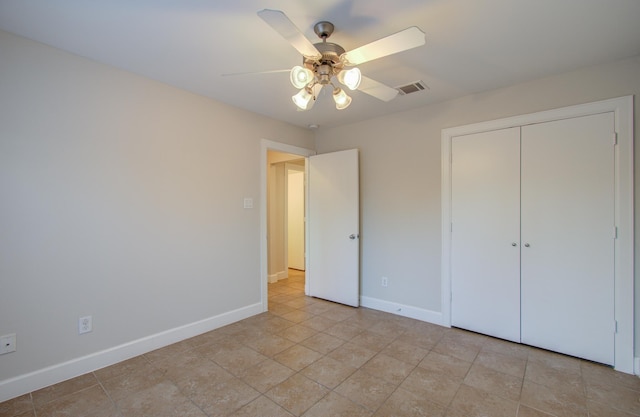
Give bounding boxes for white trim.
[304,160,311,296]
[360,296,444,325]
[0,302,263,403]
[441,96,634,373]
[268,270,288,283]
[268,273,279,283]
[634,357,640,375]
[260,139,316,312]
[278,270,289,280]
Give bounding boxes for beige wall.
[0,30,313,386]
[315,56,640,349]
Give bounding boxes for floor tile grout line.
[94,372,123,416]
[30,379,104,412]
[364,355,420,415]
[266,372,331,417]
[142,348,235,417]
[29,392,37,417]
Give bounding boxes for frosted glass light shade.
[333,88,352,110]
[292,88,313,110]
[290,66,314,89]
[337,67,361,90]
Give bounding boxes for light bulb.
[333,88,352,110]
[300,85,319,111]
[337,67,361,90]
[290,66,314,89]
[292,88,313,110]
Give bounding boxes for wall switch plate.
[78,316,92,334]
[381,276,388,287]
[0,333,16,354]
[243,198,253,209]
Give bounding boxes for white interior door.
[521,112,615,365]
[287,168,305,270]
[451,127,521,342]
[308,149,359,307]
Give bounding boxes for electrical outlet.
[0,334,16,355]
[78,316,92,335]
[381,276,388,287]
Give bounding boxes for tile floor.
[2,269,639,416]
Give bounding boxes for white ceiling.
[1,0,639,129]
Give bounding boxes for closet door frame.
[441,96,634,374]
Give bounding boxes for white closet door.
[451,127,521,342]
[521,112,615,365]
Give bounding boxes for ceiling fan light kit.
[292,86,314,110]
[337,67,362,90]
[257,9,426,111]
[290,66,314,89]
[332,87,352,110]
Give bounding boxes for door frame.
[441,96,634,373]
[260,139,315,311]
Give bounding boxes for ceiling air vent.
[396,80,428,96]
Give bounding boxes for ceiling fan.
[250,9,426,111]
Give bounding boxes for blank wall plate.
[0,334,16,354]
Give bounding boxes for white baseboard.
[360,296,444,326]
[268,270,288,283]
[634,357,640,375]
[0,302,263,403]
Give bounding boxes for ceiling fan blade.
[257,9,322,60]
[358,76,399,102]
[221,69,289,77]
[342,26,425,66]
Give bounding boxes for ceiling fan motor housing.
[303,42,346,84]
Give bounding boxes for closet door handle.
[512,243,517,247]
[524,243,530,247]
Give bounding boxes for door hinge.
[613,226,618,239]
[450,222,453,233]
[612,132,618,146]
[615,320,618,333]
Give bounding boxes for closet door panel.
[521,112,615,365]
[451,127,521,342]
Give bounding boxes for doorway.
[266,151,306,286]
[260,140,315,310]
[260,140,361,310]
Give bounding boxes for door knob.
[349,234,359,240]
[512,243,517,246]
[524,243,530,247]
